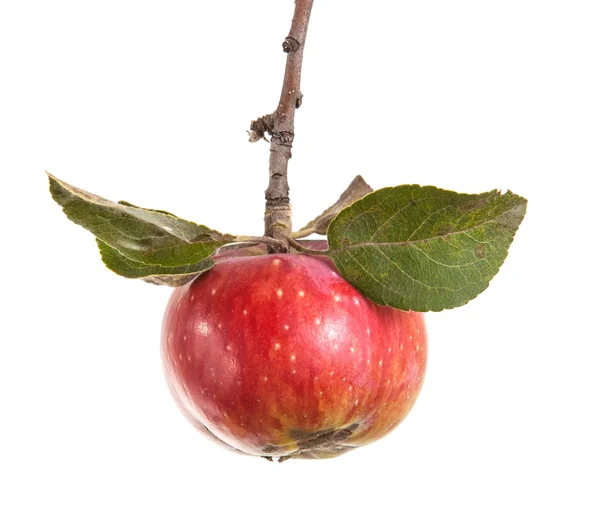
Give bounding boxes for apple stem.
[249,0,314,253]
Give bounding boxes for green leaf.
[327,185,527,312]
[97,240,214,286]
[48,173,234,280]
[116,201,179,218]
[296,175,373,236]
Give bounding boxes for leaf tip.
[46,171,64,187]
[47,172,64,203]
[352,174,371,187]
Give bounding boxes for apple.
[161,243,427,460]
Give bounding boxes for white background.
[1,1,599,505]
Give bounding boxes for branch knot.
[265,199,291,209]
[248,115,275,143]
[271,131,295,145]
[282,36,301,53]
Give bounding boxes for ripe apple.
[161,243,427,460]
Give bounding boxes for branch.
[250,0,314,252]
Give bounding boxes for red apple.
[161,244,427,460]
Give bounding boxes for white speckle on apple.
[400,343,404,350]
[226,344,232,351]
[284,324,289,330]
[416,344,420,351]
[330,371,334,376]
[334,295,341,302]
[272,259,281,266]
[350,347,355,353]
[292,369,297,374]
[263,376,268,382]
[342,377,346,382]
[367,328,371,335]
[354,399,359,406]
[243,309,248,316]
[197,321,209,336]
[276,288,283,298]
[298,290,305,297]
[409,335,413,340]
[319,391,323,396]
[379,360,383,367]
[183,335,187,341]
[353,297,360,306]
[290,354,296,361]
[274,342,281,351]
[315,318,321,325]
[388,347,392,353]
[211,288,216,295]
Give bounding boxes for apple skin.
[161,246,427,460]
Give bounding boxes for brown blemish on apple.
[262,444,280,454]
[261,423,361,462]
[291,423,359,451]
